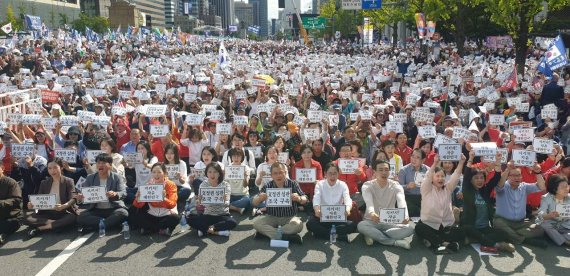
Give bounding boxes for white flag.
[1,22,12,34]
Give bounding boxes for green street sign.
[302,17,327,30]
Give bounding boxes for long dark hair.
[201,146,218,162]
[205,162,224,184]
[137,141,154,161]
[164,143,180,164]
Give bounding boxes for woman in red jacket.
[131,163,179,235]
[291,144,323,203]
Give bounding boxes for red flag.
[499,67,518,91]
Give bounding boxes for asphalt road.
[1,213,569,276]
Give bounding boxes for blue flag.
[544,35,568,70]
[537,56,553,78]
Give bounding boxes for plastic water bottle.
[275,225,283,240]
[122,222,130,240]
[330,225,337,243]
[98,219,106,238]
[185,201,191,214]
[179,215,190,232]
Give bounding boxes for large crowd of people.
[0,29,569,256]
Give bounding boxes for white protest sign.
[191,168,205,179]
[295,168,317,183]
[185,114,204,126]
[60,115,80,126]
[320,205,347,222]
[150,124,169,138]
[303,129,320,141]
[385,121,404,133]
[81,186,107,204]
[226,165,246,180]
[438,144,462,161]
[452,127,471,140]
[41,117,58,130]
[54,149,77,163]
[92,116,111,127]
[233,115,248,126]
[482,148,509,164]
[199,187,226,205]
[391,113,407,123]
[266,188,292,207]
[165,164,180,180]
[20,114,42,125]
[418,125,437,139]
[532,138,554,155]
[278,152,289,164]
[489,114,505,126]
[414,172,426,186]
[512,149,536,167]
[245,146,263,159]
[541,108,557,120]
[144,105,167,117]
[138,184,165,202]
[123,152,143,164]
[11,144,36,158]
[338,159,359,174]
[556,204,570,218]
[380,208,406,224]
[471,142,497,156]
[433,134,457,149]
[29,194,57,210]
[513,128,534,142]
[86,150,105,164]
[217,123,232,135]
[307,110,323,123]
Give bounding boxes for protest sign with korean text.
[438,144,462,161]
[380,208,406,224]
[512,150,536,167]
[320,205,347,222]
[138,184,165,202]
[81,186,107,204]
[266,188,292,207]
[226,165,246,180]
[295,168,317,183]
[199,187,226,205]
[29,194,56,210]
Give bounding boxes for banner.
[415,13,426,39]
[427,21,436,38]
[544,35,568,71]
[499,67,518,91]
[24,15,42,31]
[41,90,60,103]
[485,36,513,49]
[1,23,13,34]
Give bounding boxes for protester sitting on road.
[461,151,515,253]
[358,161,414,249]
[188,162,236,237]
[85,138,125,179]
[416,154,467,254]
[291,144,323,206]
[398,149,429,218]
[124,141,158,205]
[130,163,179,236]
[163,143,191,214]
[252,162,307,244]
[536,174,570,247]
[24,158,77,237]
[76,153,128,233]
[226,147,251,215]
[307,163,355,242]
[0,163,22,245]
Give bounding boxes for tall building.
[128,0,165,27]
[312,0,324,14]
[80,0,111,18]
[249,0,268,37]
[164,0,176,27]
[234,1,253,28]
[209,0,235,30]
[0,0,81,29]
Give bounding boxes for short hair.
[373,160,391,171]
[412,148,426,159]
[324,162,339,173]
[205,162,224,184]
[151,162,168,174]
[228,147,245,162]
[300,144,314,155]
[270,162,287,173]
[340,143,353,151]
[95,153,113,164]
[562,157,570,168]
[231,133,246,142]
[137,141,154,160]
[101,138,117,153]
[547,174,568,195]
[382,140,395,148]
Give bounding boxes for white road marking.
[35,233,94,276]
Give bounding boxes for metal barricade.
[0,88,42,125]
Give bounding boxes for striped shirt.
[261,178,305,217]
[201,181,231,216]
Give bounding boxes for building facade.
[234,1,253,29]
[0,0,81,29]
[208,0,235,30]
[80,0,111,18]
[249,0,268,37]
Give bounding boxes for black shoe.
[337,234,350,243]
[283,234,303,245]
[446,242,460,252]
[253,232,267,240]
[27,228,39,238]
[0,234,6,245]
[434,245,451,255]
[524,238,548,248]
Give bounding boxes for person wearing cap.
[330,104,347,133]
[54,124,87,160]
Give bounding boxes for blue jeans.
[177,186,191,213]
[230,195,251,209]
[125,187,138,205]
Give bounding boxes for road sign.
[342,0,362,10]
[302,17,327,30]
[362,0,382,10]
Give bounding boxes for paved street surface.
[1,213,569,276]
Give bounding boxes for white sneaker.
[394,240,411,250]
[198,230,203,237]
[239,208,245,215]
[218,230,230,236]
[364,236,374,246]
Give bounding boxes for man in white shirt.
[358,161,414,249]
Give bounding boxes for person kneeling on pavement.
[307,163,356,242]
[75,153,128,233]
[129,163,179,236]
[358,161,414,249]
[252,162,307,244]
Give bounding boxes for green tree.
[320,0,360,39]
[59,13,69,27]
[71,13,110,34]
[1,4,24,34]
[363,0,413,48]
[473,0,570,75]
